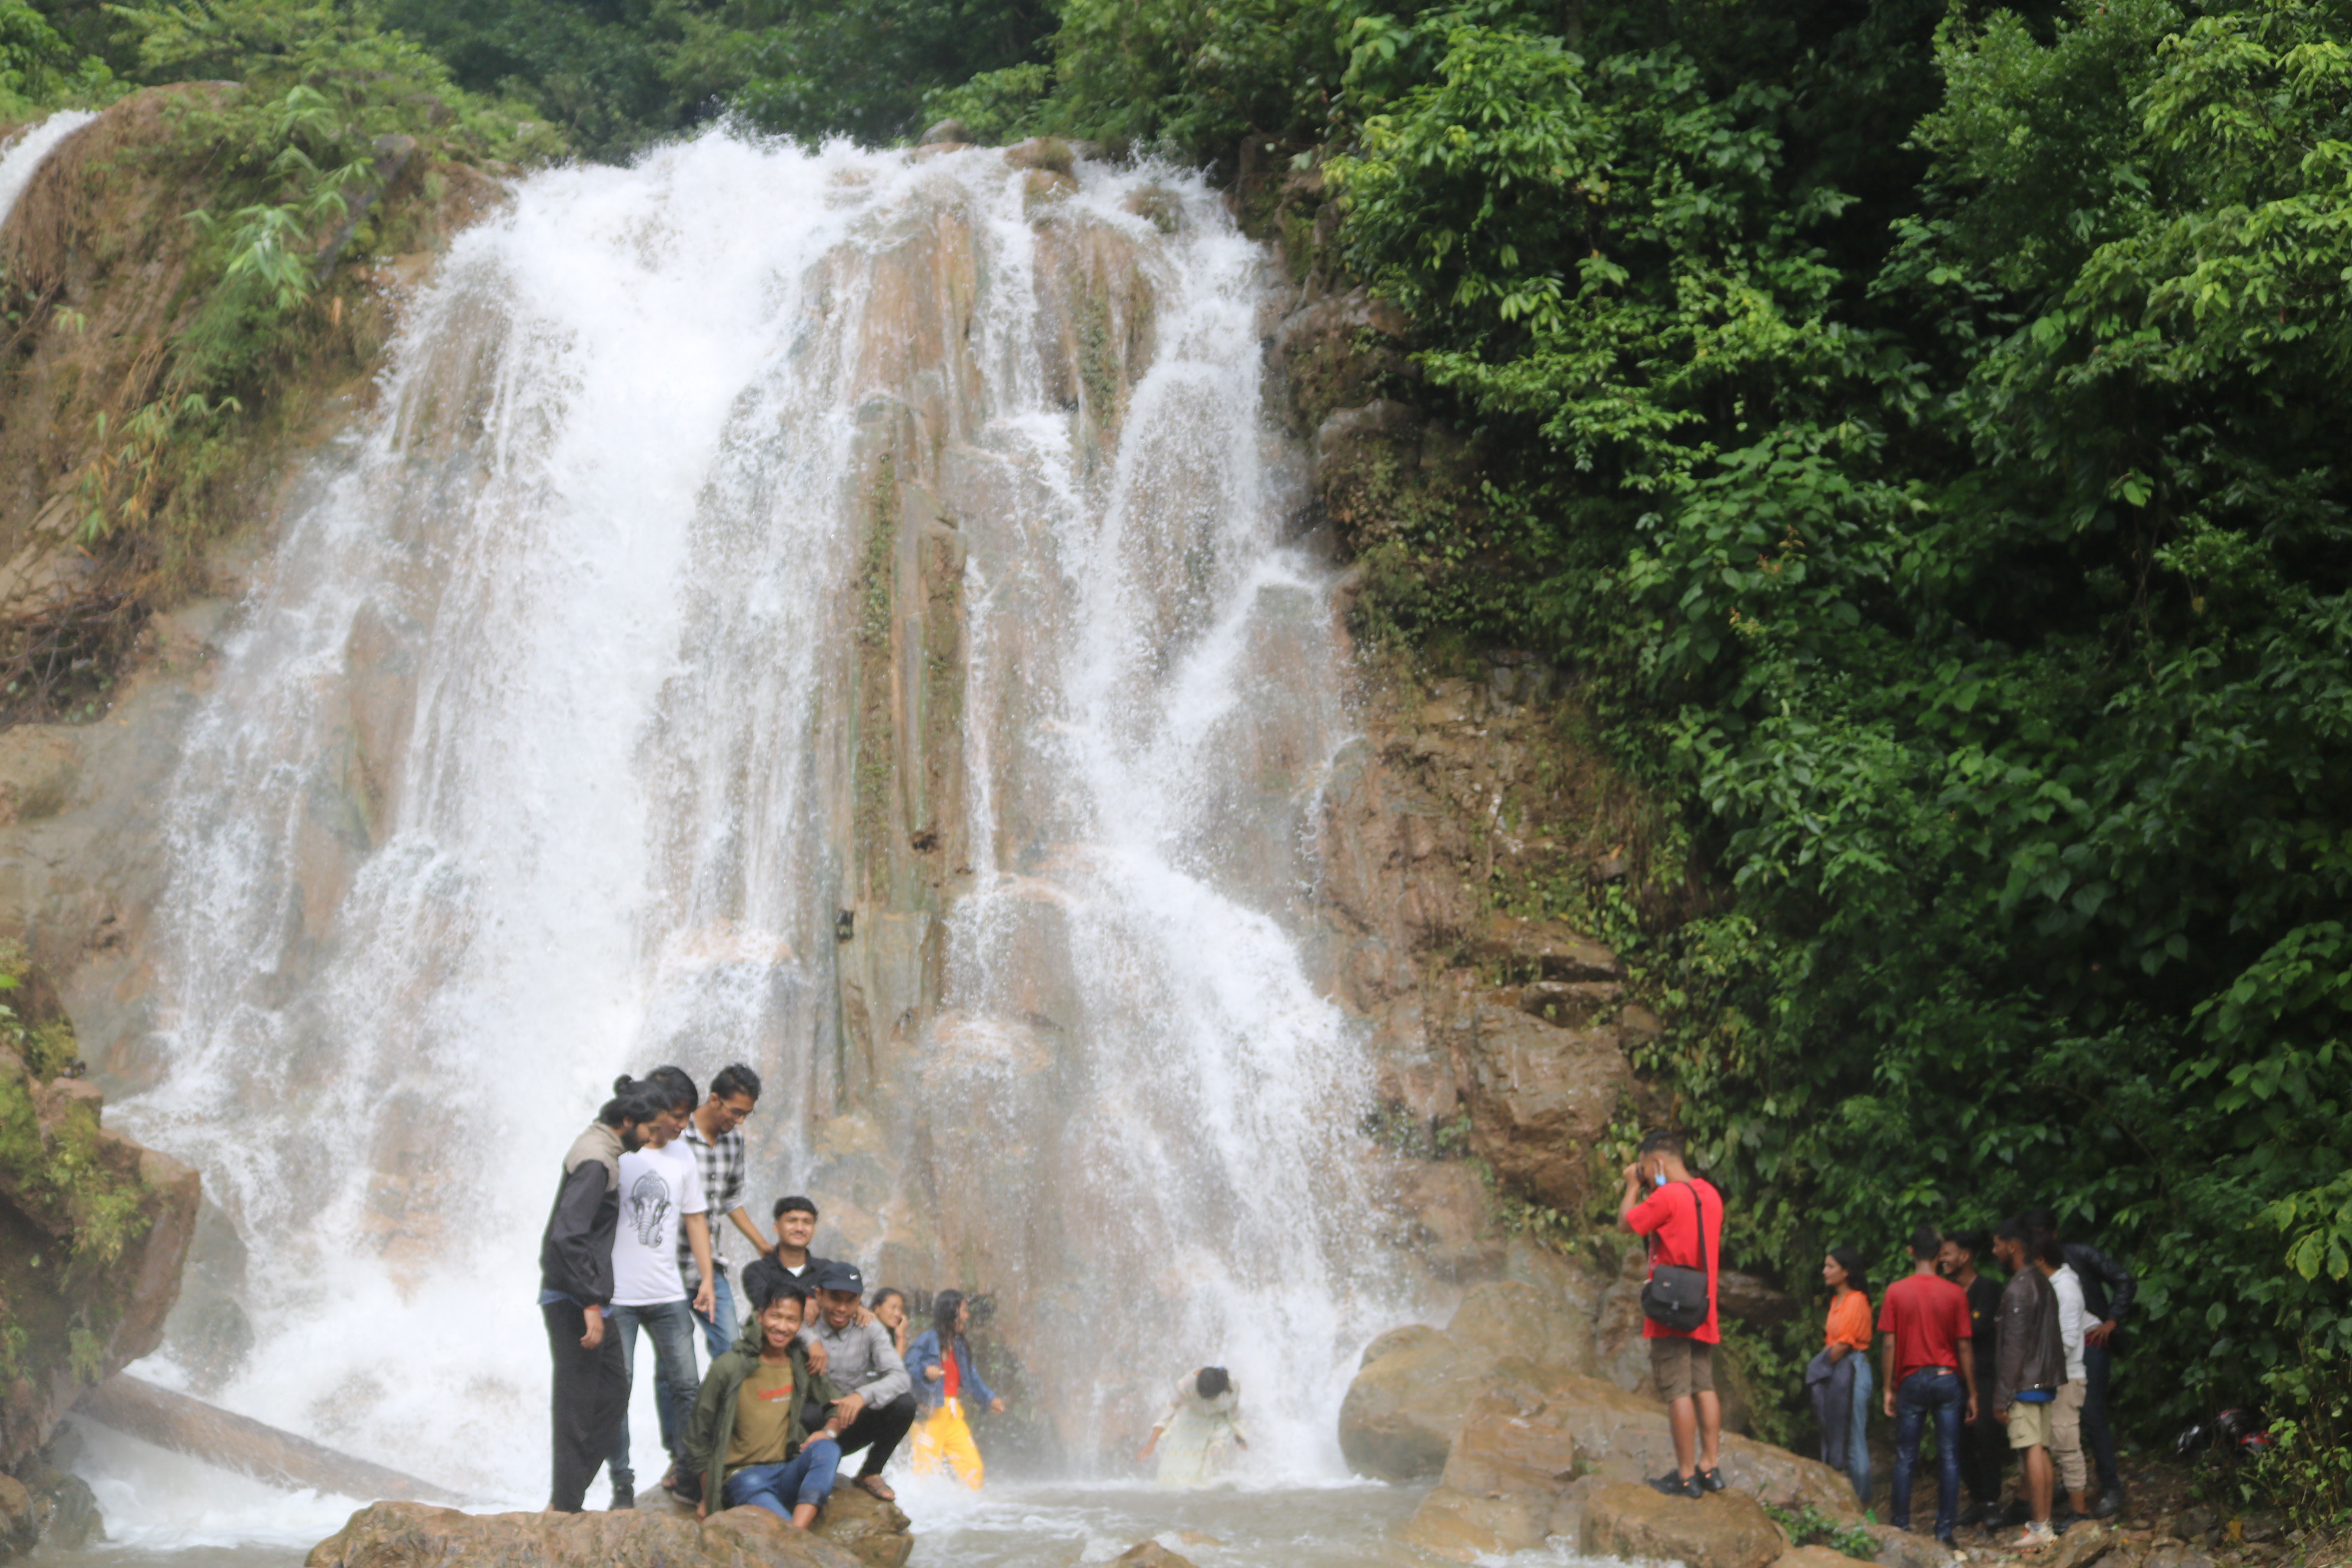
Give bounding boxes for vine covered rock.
[0,1031,201,1474]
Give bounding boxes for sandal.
[854,1474,897,1502]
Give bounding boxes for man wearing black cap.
[804,1261,916,1500]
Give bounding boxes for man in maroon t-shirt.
[1879,1225,1981,1545]
[1620,1129,1724,1499]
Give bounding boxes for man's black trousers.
[833,1391,918,1478]
[1961,1402,2007,1505]
[544,1301,629,1511]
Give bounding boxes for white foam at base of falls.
[92,126,1419,1536]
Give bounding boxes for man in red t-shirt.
[1878,1225,1981,1546]
[1619,1129,1724,1499]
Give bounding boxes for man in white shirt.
[606,1067,714,1508]
[2035,1237,2093,1524]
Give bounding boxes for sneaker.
[2010,1521,2057,1551]
[609,1482,635,1511]
[2092,1489,2124,1519]
[1697,1468,1725,1493]
[1648,1471,1702,1499]
[1995,1499,2033,1528]
[1956,1504,1989,1528]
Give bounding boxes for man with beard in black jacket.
[538,1079,665,1513]
[1938,1228,2008,1528]
[2024,1207,2136,1516]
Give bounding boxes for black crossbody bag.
[1639,1180,1713,1333]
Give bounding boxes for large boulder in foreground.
[306,1501,895,1568]
[1582,1482,1783,1568]
[1339,1279,1598,1480]
[1373,1354,1863,1561]
[800,1488,912,1568]
[1393,1366,1861,1558]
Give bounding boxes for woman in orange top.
[1824,1247,1875,1508]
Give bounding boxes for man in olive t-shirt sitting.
[680,1276,848,1528]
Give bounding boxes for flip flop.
[854,1475,897,1502]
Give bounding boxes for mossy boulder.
[0,994,201,1473]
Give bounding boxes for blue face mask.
[1652,1171,1667,1188]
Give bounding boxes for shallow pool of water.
[37,1421,1625,1568]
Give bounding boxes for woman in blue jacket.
[907,1291,1002,1488]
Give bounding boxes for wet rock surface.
[1860,1523,1957,1567]
[1350,1293,1863,1558]
[0,1476,34,1560]
[798,1488,913,1568]
[1776,1548,1872,1568]
[0,1046,200,1475]
[1,1429,102,1556]
[1435,998,1632,1214]
[1582,1481,1785,1568]
[1113,1544,1199,1568]
[306,1500,901,1568]
[1339,1280,1593,1480]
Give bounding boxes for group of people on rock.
[1811,1214,2134,1551]
[1616,1130,2134,1557]
[534,1067,1007,1522]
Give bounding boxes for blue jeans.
[723,1440,840,1520]
[1846,1357,1874,1510]
[607,1299,701,1488]
[693,1269,738,1361]
[1892,1368,1965,1539]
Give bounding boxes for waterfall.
[115,132,1396,1503]
[0,111,99,227]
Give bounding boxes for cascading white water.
[0,110,99,227]
[106,129,1406,1524]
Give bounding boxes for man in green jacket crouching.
[680,1273,849,1527]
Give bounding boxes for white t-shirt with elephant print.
[609,1140,707,1306]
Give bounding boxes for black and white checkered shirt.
[678,1116,747,1287]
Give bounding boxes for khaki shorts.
[1651,1337,1716,1402]
[2051,1381,2089,1491]
[2008,1397,2054,1451]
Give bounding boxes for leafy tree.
[1314,0,2352,1514]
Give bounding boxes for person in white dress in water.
[1138,1367,1247,1484]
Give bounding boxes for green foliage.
[55,0,554,553]
[1308,0,2352,1515]
[1031,0,1354,159]
[921,60,1049,144]
[363,0,1051,158]
[730,0,1052,145]
[1765,1501,1879,1557]
[2239,1171,2352,1522]
[0,945,148,1267]
[1,0,84,110]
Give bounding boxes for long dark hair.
[1828,1246,1870,1299]
[931,1289,967,1366]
